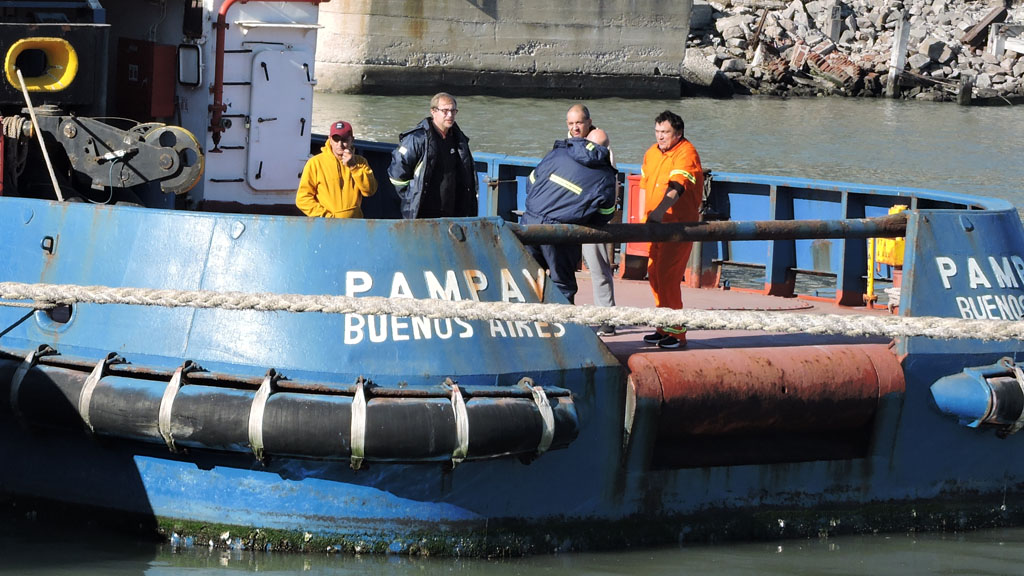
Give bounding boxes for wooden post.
[957,75,974,106]
[885,14,910,98]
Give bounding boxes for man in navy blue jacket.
[521,129,618,303]
[388,93,478,219]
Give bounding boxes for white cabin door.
[247,49,313,191]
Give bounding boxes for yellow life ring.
[4,37,79,92]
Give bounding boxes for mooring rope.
[0,281,1020,341]
[2,116,30,191]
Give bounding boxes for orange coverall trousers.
[640,138,704,335]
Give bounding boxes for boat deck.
[574,272,893,365]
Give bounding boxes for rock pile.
[687,0,1024,103]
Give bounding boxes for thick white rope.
[2,116,30,191]
[0,281,1020,341]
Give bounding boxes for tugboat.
[2,0,1024,556]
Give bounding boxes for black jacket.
[387,118,478,219]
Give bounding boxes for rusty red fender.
[626,344,905,441]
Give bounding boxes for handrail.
[509,213,909,245]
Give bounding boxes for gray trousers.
[582,243,615,308]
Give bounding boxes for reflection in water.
[5,519,1024,575]
[315,93,1023,205]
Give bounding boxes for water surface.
[5,521,1024,575]
[313,93,1023,203]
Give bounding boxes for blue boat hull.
[2,194,1024,555]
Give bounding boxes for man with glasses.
[296,120,378,218]
[388,93,478,219]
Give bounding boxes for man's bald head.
[586,128,609,147]
[566,104,593,138]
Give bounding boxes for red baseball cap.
[330,120,353,140]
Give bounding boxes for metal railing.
[352,137,1013,306]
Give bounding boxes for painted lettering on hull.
[935,255,1024,320]
[341,267,566,343]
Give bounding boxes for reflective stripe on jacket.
[386,118,478,219]
[523,138,617,225]
[639,138,703,224]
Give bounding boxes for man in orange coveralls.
[296,120,378,218]
[639,110,704,349]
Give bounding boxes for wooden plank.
[1005,37,1024,55]
[961,6,1007,48]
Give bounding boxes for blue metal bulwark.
[355,139,1011,299]
[0,197,625,544]
[900,209,1024,356]
[0,198,618,387]
[766,184,795,295]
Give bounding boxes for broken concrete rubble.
[686,0,1024,104]
[681,50,736,98]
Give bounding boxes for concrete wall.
[316,0,693,98]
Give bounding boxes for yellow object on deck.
[875,205,908,266]
[4,37,79,92]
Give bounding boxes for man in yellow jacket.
[296,120,378,218]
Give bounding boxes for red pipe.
[210,0,323,151]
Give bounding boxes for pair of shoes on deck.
[596,324,616,336]
[642,331,686,349]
